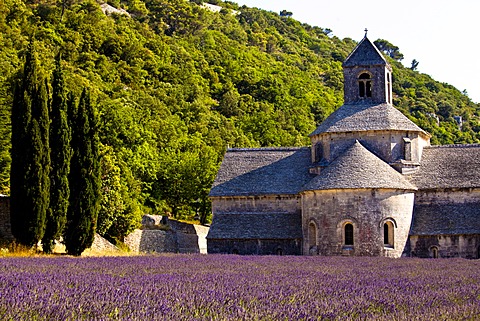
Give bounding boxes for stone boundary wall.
[90,234,121,252]
[124,218,209,254]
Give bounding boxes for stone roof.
[343,36,387,67]
[303,141,417,191]
[207,213,302,239]
[310,103,427,136]
[408,144,480,189]
[209,147,313,197]
[411,203,480,235]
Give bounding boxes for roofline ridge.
[427,143,480,149]
[227,147,308,152]
[212,211,294,215]
[302,186,417,192]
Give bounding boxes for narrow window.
[366,81,372,97]
[359,82,365,97]
[387,73,392,104]
[309,222,317,248]
[384,223,389,244]
[403,138,412,161]
[344,223,354,246]
[430,246,439,259]
[232,249,239,255]
[276,248,283,256]
[315,143,323,163]
[383,222,394,247]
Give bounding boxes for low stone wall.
[124,229,177,253]
[90,234,121,253]
[124,220,209,254]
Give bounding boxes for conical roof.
[302,141,417,191]
[310,103,428,136]
[343,36,387,67]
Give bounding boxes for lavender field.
[0,255,479,320]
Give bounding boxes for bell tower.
[342,31,393,105]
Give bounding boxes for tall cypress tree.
[64,89,101,256]
[10,40,50,247]
[42,56,71,253]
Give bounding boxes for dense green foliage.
[1,0,479,228]
[42,56,72,253]
[10,41,50,246]
[65,89,101,255]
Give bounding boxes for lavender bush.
[0,255,479,320]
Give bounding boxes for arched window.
[383,222,394,248]
[308,222,318,249]
[358,73,372,98]
[430,246,439,259]
[344,223,354,246]
[276,248,283,256]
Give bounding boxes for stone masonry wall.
[409,188,480,258]
[414,188,480,204]
[124,229,178,253]
[343,65,391,104]
[311,130,427,165]
[302,189,415,257]
[124,220,209,254]
[409,235,480,259]
[211,195,300,215]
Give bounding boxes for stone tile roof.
[303,141,417,191]
[343,36,387,67]
[209,147,313,197]
[408,144,480,189]
[310,103,427,136]
[411,203,480,235]
[207,213,302,239]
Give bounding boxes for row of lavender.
[0,255,479,320]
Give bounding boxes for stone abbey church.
[207,35,480,258]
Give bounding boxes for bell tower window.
[358,73,372,98]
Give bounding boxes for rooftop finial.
[364,28,368,38]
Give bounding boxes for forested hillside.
[1,0,479,231]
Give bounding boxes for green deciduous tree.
[154,135,218,221]
[374,39,404,61]
[42,55,72,253]
[64,89,101,256]
[96,143,124,236]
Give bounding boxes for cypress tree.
[10,40,50,247]
[64,89,101,256]
[42,56,71,253]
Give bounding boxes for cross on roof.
[364,28,368,37]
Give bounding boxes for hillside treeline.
[0,0,479,235]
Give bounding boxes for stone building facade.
[208,35,480,258]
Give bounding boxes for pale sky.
[234,0,480,103]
